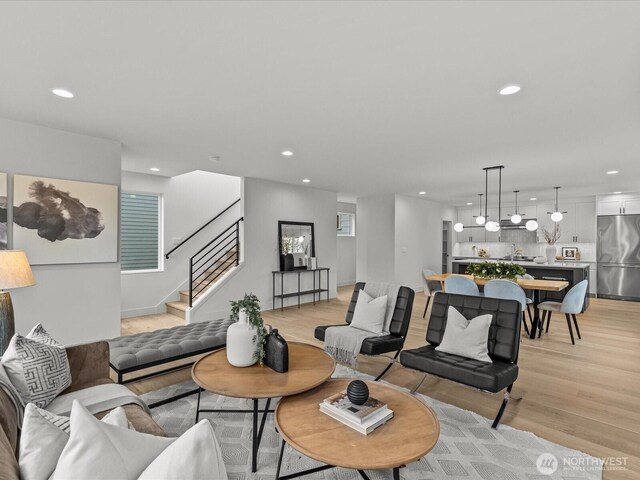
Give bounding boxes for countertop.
[452,258,591,269]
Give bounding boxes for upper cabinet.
[456,207,486,243]
[597,194,640,216]
[574,202,596,243]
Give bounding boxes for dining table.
[426,273,569,339]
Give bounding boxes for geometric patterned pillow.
[0,324,71,408]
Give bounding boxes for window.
[337,212,355,237]
[121,192,162,272]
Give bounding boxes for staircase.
[163,199,243,321]
[165,246,238,319]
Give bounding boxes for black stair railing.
[165,198,240,259]
[188,218,243,307]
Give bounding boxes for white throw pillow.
[53,400,175,480]
[435,306,493,363]
[349,290,388,334]
[1,324,71,407]
[19,404,131,480]
[138,420,228,480]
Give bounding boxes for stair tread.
[165,301,188,311]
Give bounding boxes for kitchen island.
[452,259,590,310]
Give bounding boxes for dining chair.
[516,273,535,327]
[444,275,480,296]
[484,279,530,336]
[422,268,442,318]
[537,280,588,345]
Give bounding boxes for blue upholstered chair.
[516,273,535,327]
[422,268,442,318]
[444,275,480,296]
[484,279,530,336]
[537,280,588,344]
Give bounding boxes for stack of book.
[319,390,394,435]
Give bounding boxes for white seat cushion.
[537,301,562,312]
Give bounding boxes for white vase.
[545,244,557,264]
[226,309,257,367]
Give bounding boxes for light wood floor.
[121,287,640,479]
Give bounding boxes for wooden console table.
[272,268,330,311]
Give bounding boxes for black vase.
[264,328,289,373]
[347,380,369,405]
[284,254,294,271]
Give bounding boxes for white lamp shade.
[485,221,500,232]
[525,220,539,231]
[551,211,563,222]
[475,216,486,225]
[0,251,36,290]
[510,214,522,224]
[453,223,464,232]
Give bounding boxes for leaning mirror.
[278,221,315,271]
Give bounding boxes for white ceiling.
[1,1,640,206]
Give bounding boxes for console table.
[272,268,330,311]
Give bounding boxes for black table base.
[275,438,401,480]
[194,388,273,473]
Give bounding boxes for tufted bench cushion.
[108,318,233,378]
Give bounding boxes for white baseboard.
[337,279,357,287]
[120,305,164,319]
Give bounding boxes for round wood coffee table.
[192,342,335,473]
[274,379,440,480]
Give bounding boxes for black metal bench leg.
[491,383,513,429]
[423,296,431,318]
[565,314,575,345]
[572,314,582,339]
[374,349,401,381]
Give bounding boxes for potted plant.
[465,261,526,279]
[541,225,561,264]
[227,293,267,367]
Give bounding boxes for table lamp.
[0,250,36,355]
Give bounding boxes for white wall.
[337,201,356,286]
[191,177,338,321]
[0,118,121,345]
[120,170,241,318]
[356,194,395,283]
[394,194,456,289]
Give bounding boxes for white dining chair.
[537,280,588,345]
[421,268,442,318]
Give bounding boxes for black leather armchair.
[400,292,521,428]
[314,282,415,381]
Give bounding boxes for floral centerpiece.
[465,261,526,279]
[541,225,561,264]
[228,293,268,365]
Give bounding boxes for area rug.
[142,366,602,479]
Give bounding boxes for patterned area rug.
[142,366,602,479]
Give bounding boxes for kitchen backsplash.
[452,242,596,262]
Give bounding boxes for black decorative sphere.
[347,380,369,405]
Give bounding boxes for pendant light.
[484,166,502,232]
[474,193,485,225]
[549,186,566,223]
[454,222,464,232]
[510,190,522,224]
[525,219,539,231]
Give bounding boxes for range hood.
[499,218,538,229]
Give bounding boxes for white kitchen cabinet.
[597,194,640,215]
[456,208,486,243]
[574,201,596,243]
[624,198,640,215]
[536,202,576,243]
[597,200,622,216]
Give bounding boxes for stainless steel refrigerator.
[597,214,640,300]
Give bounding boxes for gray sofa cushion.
[109,319,233,371]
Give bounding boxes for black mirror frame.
[278,220,315,270]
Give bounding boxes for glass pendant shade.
[525,220,538,231]
[551,211,563,222]
[511,214,522,224]
[485,221,500,232]
[475,215,486,225]
[454,223,464,232]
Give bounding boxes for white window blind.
[121,192,161,271]
[337,212,355,237]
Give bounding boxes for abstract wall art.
[13,175,118,265]
[0,172,7,250]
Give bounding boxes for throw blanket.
[46,383,150,417]
[0,363,24,426]
[324,282,401,368]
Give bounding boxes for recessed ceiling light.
[281,150,294,156]
[606,170,619,175]
[51,88,74,98]
[613,191,622,194]
[150,167,160,172]
[302,178,311,183]
[529,197,537,201]
[466,202,473,205]
[499,85,521,96]
[419,191,426,195]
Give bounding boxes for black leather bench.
[400,292,521,428]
